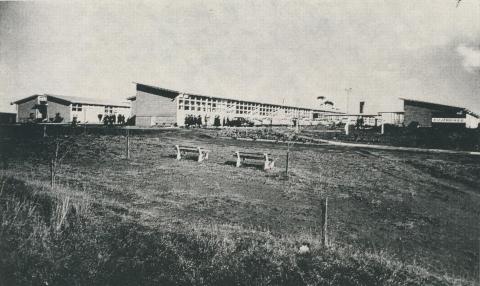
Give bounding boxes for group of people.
[184,115,257,128]
[184,115,203,127]
[102,114,126,126]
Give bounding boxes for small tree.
[53,113,64,123]
[214,116,221,127]
[49,138,74,189]
[126,116,136,126]
[71,117,78,127]
[98,114,103,123]
[407,121,419,129]
[118,114,125,125]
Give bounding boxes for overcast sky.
[1,0,479,113]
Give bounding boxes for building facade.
[12,94,131,124]
[378,112,404,126]
[0,112,16,124]
[129,83,344,127]
[401,98,479,128]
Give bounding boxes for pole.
[321,198,328,247]
[50,159,55,188]
[126,129,130,160]
[285,148,289,177]
[43,125,47,138]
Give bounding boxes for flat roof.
[12,94,130,108]
[133,82,345,114]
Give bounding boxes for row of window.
[178,99,311,115]
[72,104,83,111]
[177,95,318,120]
[177,106,312,117]
[179,96,286,110]
[71,104,123,114]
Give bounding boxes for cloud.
[457,44,480,73]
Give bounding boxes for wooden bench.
[175,145,210,162]
[233,151,275,170]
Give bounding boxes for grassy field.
[0,126,479,285]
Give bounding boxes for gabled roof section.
[135,83,180,99]
[466,110,480,118]
[11,95,39,105]
[12,94,130,108]
[400,98,465,112]
[134,82,345,114]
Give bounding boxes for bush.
[407,121,419,129]
[126,116,135,126]
[53,113,64,123]
[214,116,221,127]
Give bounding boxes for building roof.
[399,98,466,111]
[400,97,479,118]
[12,94,130,108]
[132,82,345,114]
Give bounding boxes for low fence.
[0,124,179,139]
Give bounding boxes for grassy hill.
[0,126,478,285]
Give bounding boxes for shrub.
[53,113,64,123]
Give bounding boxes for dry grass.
[0,176,472,286]
[0,126,479,285]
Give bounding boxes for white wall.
[466,114,479,129]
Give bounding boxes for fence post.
[285,149,289,177]
[50,159,55,188]
[126,129,130,160]
[321,198,328,247]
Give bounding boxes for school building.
[11,94,131,124]
[128,83,345,127]
[400,98,479,128]
[349,98,479,129]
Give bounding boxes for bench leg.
[264,154,275,171]
[204,151,209,160]
[236,152,241,167]
[264,160,275,171]
[198,149,204,162]
[269,160,275,170]
[175,145,181,160]
[264,160,270,171]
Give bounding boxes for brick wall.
[404,104,433,127]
